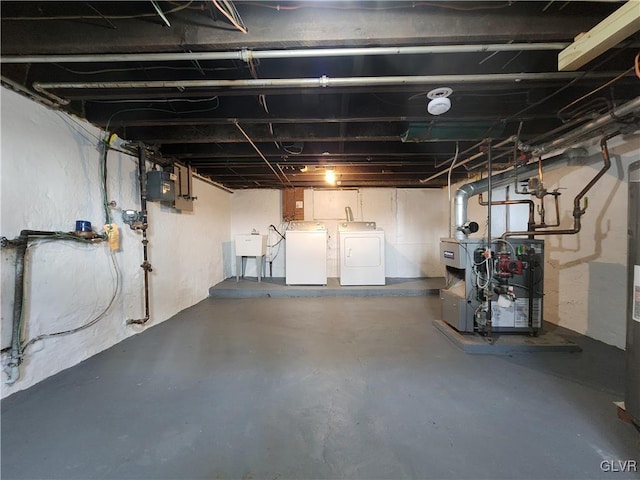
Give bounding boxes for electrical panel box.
[173,164,194,212]
[146,171,175,203]
[283,188,304,221]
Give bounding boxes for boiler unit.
[440,237,544,334]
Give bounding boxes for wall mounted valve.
[122,210,144,230]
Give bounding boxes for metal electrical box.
[146,171,175,203]
[173,164,194,212]
[440,237,544,334]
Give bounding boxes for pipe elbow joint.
[4,365,20,385]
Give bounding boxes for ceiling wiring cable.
[3,1,194,21]
[104,102,221,133]
[476,41,637,140]
[504,40,635,122]
[101,141,112,225]
[557,66,634,121]
[54,110,103,144]
[53,64,243,76]
[222,0,245,26]
[211,0,247,33]
[282,143,304,155]
[91,96,221,104]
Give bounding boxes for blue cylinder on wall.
[75,220,92,232]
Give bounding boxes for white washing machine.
[285,221,328,285]
[338,222,386,286]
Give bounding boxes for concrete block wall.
[1,88,232,398]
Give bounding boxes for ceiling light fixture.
[325,168,336,185]
[427,87,452,115]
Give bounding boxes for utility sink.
[235,234,267,256]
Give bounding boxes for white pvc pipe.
[33,71,623,106]
[1,43,570,64]
[34,71,610,91]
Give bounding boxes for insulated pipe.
[503,132,618,238]
[31,72,623,106]
[0,75,58,107]
[0,43,570,64]
[520,96,640,156]
[5,230,65,384]
[453,148,587,239]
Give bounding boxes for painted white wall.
[229,189,285,278]
[460,134,639,348]
[230,187,447,278]
[1,88,231,398]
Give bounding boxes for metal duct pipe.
[453,148,587,239]
[345,206,354,222]
[32,71,624,106]
[0,43,570,64]
[520,96,640,156]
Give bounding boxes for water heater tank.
[626,160,640,424]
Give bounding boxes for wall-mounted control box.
[146,171,175,202]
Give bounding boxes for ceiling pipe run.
[0,43,570,64]
[234,122,291,187]
[519,96,640,156]
[32,71,626,106]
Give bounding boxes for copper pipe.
[478,194,536,231]
[503,132,618,238]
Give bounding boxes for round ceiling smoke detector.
[426,87,453,100]
[426,87,453,116]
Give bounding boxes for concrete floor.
[209,277,445,298]
[2,295,638,479]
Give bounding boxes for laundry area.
[1,1,640,479]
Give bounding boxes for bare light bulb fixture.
[325,168,336,185]
[427,87,452,115]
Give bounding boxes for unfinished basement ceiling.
[1,1,638,189]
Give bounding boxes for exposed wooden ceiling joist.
[558,0,640,71]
